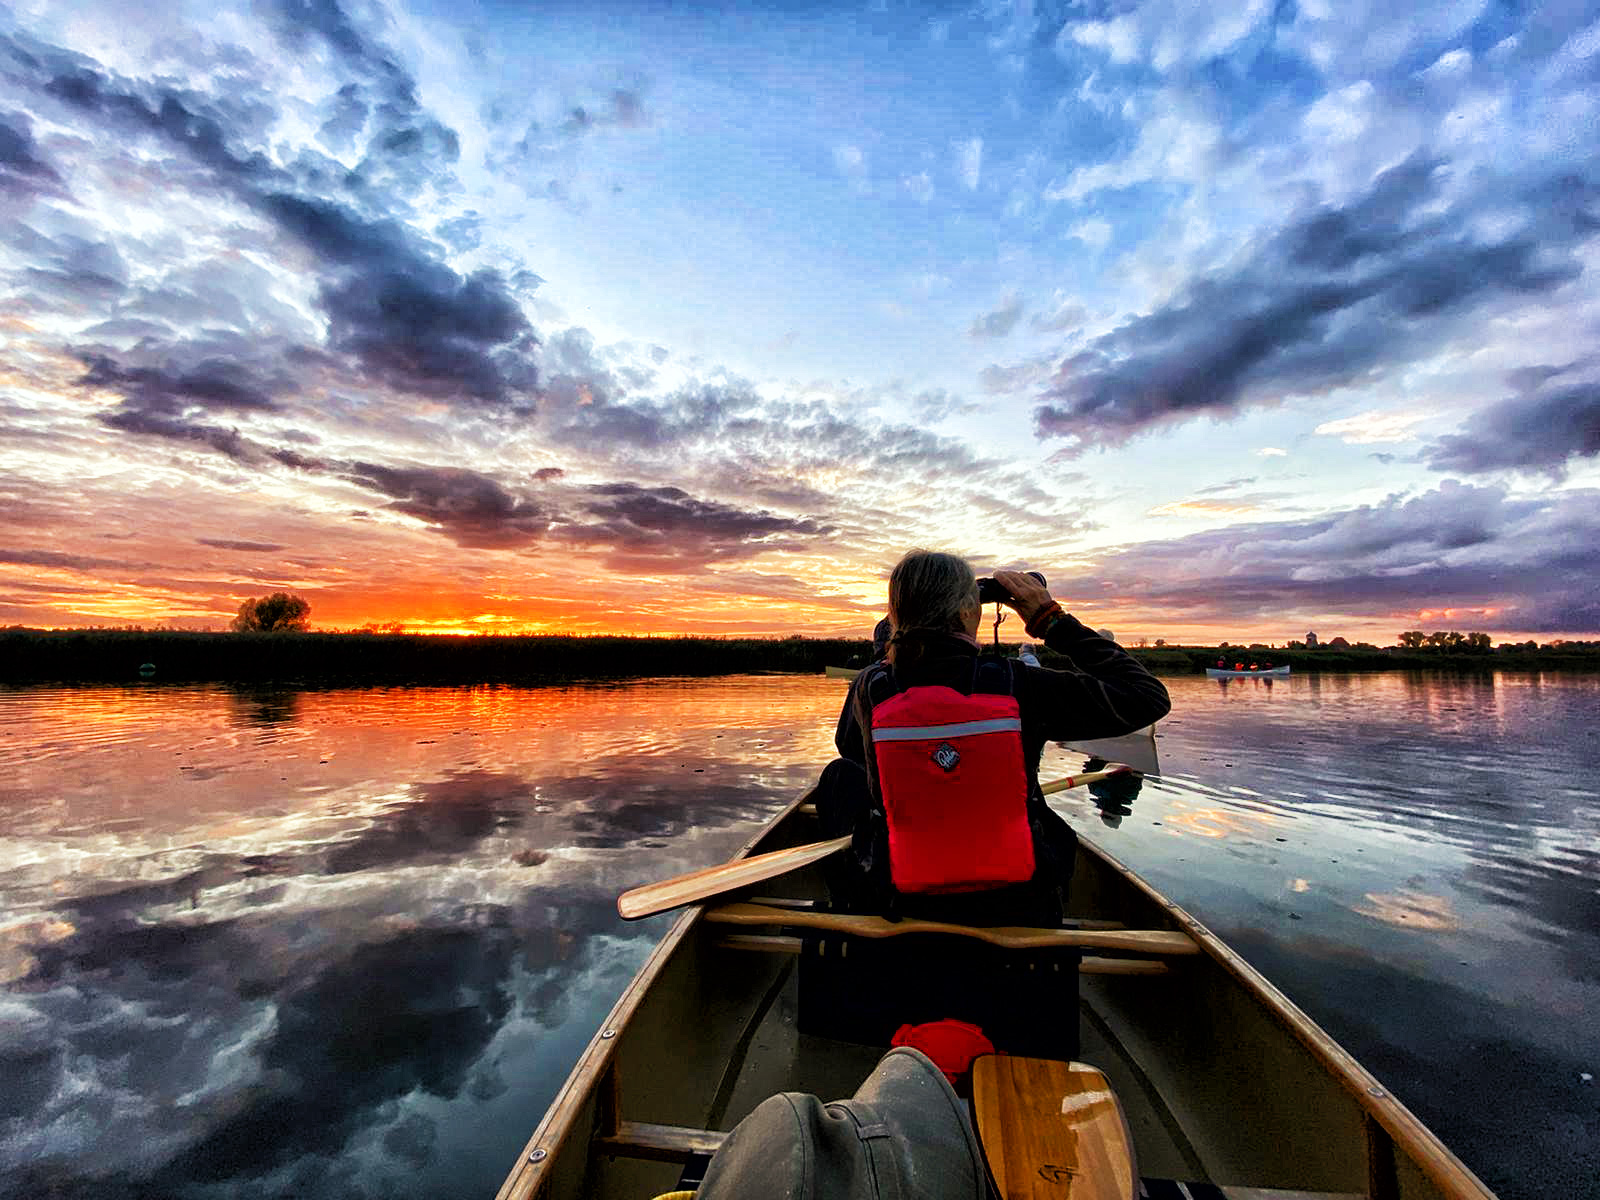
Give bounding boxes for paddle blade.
[1060,724,1160,777]
[617,834,853,921]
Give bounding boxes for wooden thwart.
[702,902,1198,955]
[972,1056,1136,1200]
[593,1120,726,1163]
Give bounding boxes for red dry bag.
[864,659,1034,894]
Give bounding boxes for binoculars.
[976,571,1046,605]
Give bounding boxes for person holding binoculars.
[812,548,1170,925]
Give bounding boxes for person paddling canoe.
[810,549,1171,924]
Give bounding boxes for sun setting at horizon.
[2,1,1597,647]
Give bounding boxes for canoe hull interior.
[498,803,1494,1200]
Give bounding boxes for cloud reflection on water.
[0,677,837,1198]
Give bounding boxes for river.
[0,672,1594,1198]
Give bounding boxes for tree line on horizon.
[8,593,1599,653]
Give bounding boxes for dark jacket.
[836,614,1171,784]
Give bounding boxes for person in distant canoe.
[811,549,1171,923]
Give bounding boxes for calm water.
[0,673,1595,1199]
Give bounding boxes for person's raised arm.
[992,569,1171,740]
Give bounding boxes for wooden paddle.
[617,765,1133,920]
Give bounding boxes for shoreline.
[2,628,1597,685]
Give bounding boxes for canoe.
[823,664,862,679]
[1206,666,1291,678]
[496,800,1497,1200]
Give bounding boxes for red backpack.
[859,658,1035,894]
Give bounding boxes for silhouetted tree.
[1398,630,1425,648]
[231,592,311,632]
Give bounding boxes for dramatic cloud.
[1067,482,1600,634]
[0,111,64,198]
[568,482,829,568]
[1424,362,1600,477]
[1033,154,1597,453]
[19,22,540,409]
[340,461,831,566]
[197,538,287,552]
[345,463,552,549]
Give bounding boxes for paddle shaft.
[616,765,1132,920]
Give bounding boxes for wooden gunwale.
[1077,833,1497,1200]
[493,798,804,1200]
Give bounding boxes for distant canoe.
[1206,665,1290,678]
[823,665,861,679]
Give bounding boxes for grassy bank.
[3,628,1596,685]
[1115,645,1600,674]
[0,628,872,685]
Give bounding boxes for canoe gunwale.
[1076,832,1497,1200]
[493,797,804,1200]
[497,804,1500,1200]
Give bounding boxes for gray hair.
[886,549,977,664]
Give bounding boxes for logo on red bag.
[931,742,960,771]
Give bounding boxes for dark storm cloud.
[0,547,138,571]
[81,353,283,415]
[1070,482,1600,633]
[1424,362,1600,477]
[101,410,262,460]
[568,482,830,567]
[339,456,832,564]
[4,224,127,306]
[197,538,287,552]
[81,348,294,462]
[345,462,551,549]
[1034,155,1599,452]
[17,24,539,409]
[0,110,64,198]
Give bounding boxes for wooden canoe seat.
[971,1056,1136,1200]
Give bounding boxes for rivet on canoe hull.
[601,1028,616,1039]
[528,1149,547,1163]
[1369,1088,1386,1098]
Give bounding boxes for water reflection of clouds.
[0,677,844,1197]
[1065,672,1600,1198]
[1352,889,1460,932]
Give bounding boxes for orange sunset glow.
[2,0,1597,647]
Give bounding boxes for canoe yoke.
[701,902,1200,957]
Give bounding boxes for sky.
[1,0,1597,644]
